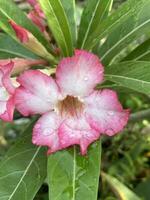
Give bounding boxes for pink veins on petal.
[14,50,129,155]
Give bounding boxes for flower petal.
[0,61,15,94]
[56,50,104,97]
[59,115,100,155]
[0,62,15,121]
[32,112,62,153]
[84,89,129,136]
[15,70,60,116]
[0,97,15,122]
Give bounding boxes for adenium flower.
[0,62,15,122]
[14,50,129,155]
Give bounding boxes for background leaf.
[98,0,150,65]
[0,33,39,59]
[105,61,150,95]
[0,120,47,200]
[77,0,113,49]
[61,0,76,45]
[48,141,101,200]
[123,38,150,61]
[102,173,141,200]
[39,0,73,56]
[84,0,150,51]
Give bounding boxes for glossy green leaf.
[61,0,76,45]
[39,0,73,56]
[48,141,101,200]
[77,0,113,49]
[123,38,150,61]
[0,120,47,200]
[102,173,141,200]
[105,61,150,95]
[0,0,50,51]
[98,0,150,65]
[0,33,39,59]
[84,0,150,51]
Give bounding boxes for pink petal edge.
[56,49,104,97]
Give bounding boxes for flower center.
[57,96,84,117]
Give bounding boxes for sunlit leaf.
[102,173,141,200]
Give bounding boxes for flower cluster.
[0,49,129,155]
[0,0,129,155]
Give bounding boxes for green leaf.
[105,61,150,95]
[61,0,76,45]
[135,179,150,200]
[0,0,50,52]
[102,173,141,200]
[123,38,150,61]
[48,141,101,200]
[98,0,150,65]
[0,120,47,200]
[84,0,150,51]
[39,0,73,56]
[0,33,39,59]
[77,0,113,49]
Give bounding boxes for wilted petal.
[56,50,104,97]
[84,89,129,136]
[59,115,100,155]
[15,70,60,116]
[32,112,62,153]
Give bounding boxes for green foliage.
[47,142,101,200]
[0,0,150,199]
[105,61,150,95]
[0,0,50,51]
[39,0,74,56]
[77,0,113,49]
[102,173,141,200]
[0,120,47,200]
[0,33,39,59]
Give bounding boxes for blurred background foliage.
[0,0,149,199]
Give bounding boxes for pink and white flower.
[14,50,129,155]
[0,62,15,122]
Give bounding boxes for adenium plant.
[0,0,149,199]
